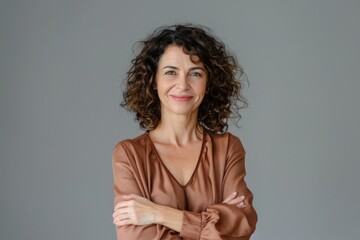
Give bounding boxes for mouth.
[170,95,193,102]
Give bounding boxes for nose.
[176,73,190,90]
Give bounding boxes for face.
[155,45,207,119]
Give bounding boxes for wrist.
[154,204,184,232]
[154,204,165,225]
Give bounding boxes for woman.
[112,24,257,239]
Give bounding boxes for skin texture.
[112,46,246,232]
[155,45,207,120]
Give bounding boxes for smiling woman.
[112,24,257,240]
[156,45,207,118]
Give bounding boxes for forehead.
[158,45,203,67]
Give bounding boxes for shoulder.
[112,133,148,161]
[207,131,245,155]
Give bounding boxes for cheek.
[157,83,175,99]
[157,83,172,94]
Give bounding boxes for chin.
[167,107,198,116]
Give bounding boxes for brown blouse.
[112,131,257,240]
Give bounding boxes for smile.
[170,95,194,102]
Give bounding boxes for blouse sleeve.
[179,135,258,240]
[112,142,182,240]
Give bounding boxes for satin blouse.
[112,131,257,239]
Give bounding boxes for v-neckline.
[145,130,207,188]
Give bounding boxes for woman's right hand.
[222,192,246,208]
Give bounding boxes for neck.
[152,112,203,146]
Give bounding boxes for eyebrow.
[162,66,205,71]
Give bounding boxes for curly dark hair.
[121,24,248,133]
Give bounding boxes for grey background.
[1,0,359,239]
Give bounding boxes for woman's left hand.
[222,192,247,208]
[113,194,159,226]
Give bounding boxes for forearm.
[155,204,184,233]
[153,192,247,235]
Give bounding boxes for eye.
[165,70,176,75]
[189,72,202,77]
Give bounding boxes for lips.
[170,95,193,102]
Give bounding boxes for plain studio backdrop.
[1,0,359,239]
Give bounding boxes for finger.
[113,209,133,223]
[114,199,135,210]
[114,201,128,210]
[114,194,141,209]
[122,194,141,200]
[222,192,237,203]
[113,213,131,225]
[114,205,133,217]
[226,198,240,205]
[237,202,247,208]
[113,209,129,218]
[113,207,132,220]
[114,218,134,226]
[226,195,245,205]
